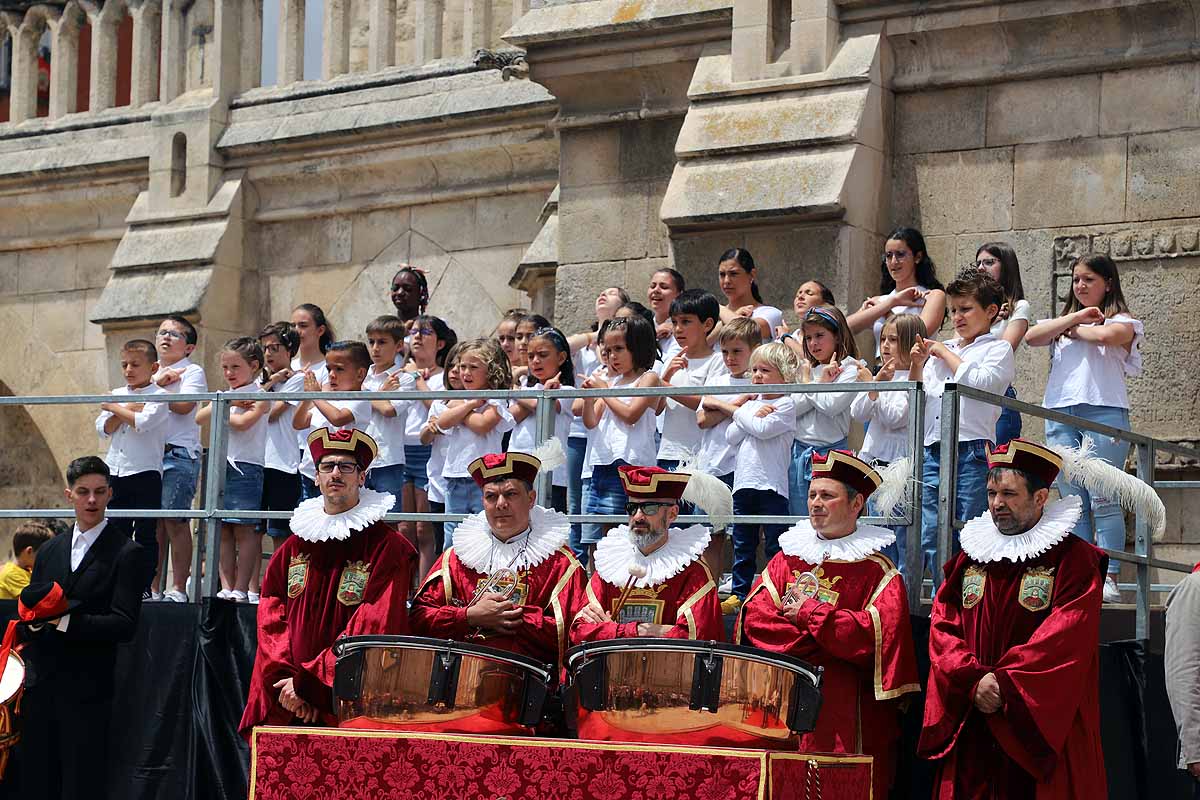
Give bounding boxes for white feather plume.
[673,452,735,533]
[530,437,567,475]
[872,457,914,522]
[1049,440,1166,542]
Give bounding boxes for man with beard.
[239,428,416,735]
[736,449,919,800]
[570,465,729,642]
[920,438,1111,798]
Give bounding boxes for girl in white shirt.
[847,227,947,359]
[778,279,835,355]
[716,248,785,341]
[976,242,1032,445]
[1025,254,1143,601]
[724,342,799,610]
[197,338,270,603]
[786,305,863,517]
[421,342,465,556]
[509,326,576,512]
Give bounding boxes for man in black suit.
[16,456,143,800]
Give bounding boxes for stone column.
[413,0,443,65]
[791,0,838,74]
[47,6,81,119]
[128,0,162,107]
[322,0,352,79]
[368,0,396,72]
[212,0,244,103]
[733,0,839,82]
[3,13,40,123]
[159,0,186,102]
[80,0,126,113]
[462,0,492,57]
[240,0,264,92]
[277,0,306,85]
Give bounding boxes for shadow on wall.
[0,381,64,557]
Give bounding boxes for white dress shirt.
[58,519,109,633]
[154,357,208,457]
[793,357,860,445]
[95,384,171,476]
[363,365,415,468]
[727,395,796,497]
[921,333,1015,447]
[658,350,729,461]
[851,368,912,464]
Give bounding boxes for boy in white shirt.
[363,316,415,513]
[909,271,1015,583]
[151,315,208,602]
[97,339,171,593]
[292,341,374,499]
[657,290,728,474]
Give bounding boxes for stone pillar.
[413,0,443,65]
[47,6,81,119]
[80,0,127,113]
[128,0,162,107]
[322,0,352,79]
[791,0,838,74]
[3,14,40,124]
[733,0,839,82]
[212,0,245,103]
[240,0,264,92]
[462,0,492,57]
[368,0,396,72]
[277,0,306,85]
[159,0,186,102]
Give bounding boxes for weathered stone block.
[552,260,625,334]
[1100,63,1200,136]
[558,183,649,265]
[431,260,506,340]
[1127,130,1200,222]
[33,292,86,353]
[449,245,529,314]
[266,264,363,326]
[1013,138,1126,229]
[620,117,682,182]
[921,235,958,287]
[254,217,354,272]
[986,75,1100,146]
[559,127,622,189]
[350,209,413,265]
[412,198,479,253]
[90,266,214,324]
[0,252,17,295]
[76,241,120,290]
[892,148,1013,235]
[18,247,77,295]
[475,193,546,249]
[83,289,106,352]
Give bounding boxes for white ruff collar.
[290,489,394,542]
[959,495,1083,563]
[777,519,895,564]
[451,506,571,573]
[593,524,710,589]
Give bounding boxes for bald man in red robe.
[920,438,1108,798]
[737,450,919,800]
[239,428,416,737]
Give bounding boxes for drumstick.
[612,564,647,621]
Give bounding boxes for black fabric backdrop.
[0,602,1189,799]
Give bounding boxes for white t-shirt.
[509,381,575,487]
[921,334,1015,447]
[1042,313,1144,410]
[569,346,602,441]
[297,397,373,480]
[697,373,751,476]
[404,370,444,445]
[658,350,729,461]
[96,384,171,476]
[587,373,659,468]
[851,368,911,465]
[426,400,450,503]
[263,372,304,473]
[991,298,1032,338]
[751,305,785,341]
[726,394,796,496]
[793,356,860,445]
[224,382,268,467]
[441,400,516,478]
[363,365,414,468]
[872,285,931,356]
[155,357,207,457]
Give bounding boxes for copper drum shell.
[333,635,552,736]
[564,639,822,749]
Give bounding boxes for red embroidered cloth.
[249,728,873,800]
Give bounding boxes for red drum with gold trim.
[564,638,823,749]
[0,651,24,779]
[333,635,552,736]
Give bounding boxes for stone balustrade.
[0,0,525,127]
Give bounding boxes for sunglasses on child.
[626,501,672,517]
[317,461,360,475]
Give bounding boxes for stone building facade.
[0,0,1197,563]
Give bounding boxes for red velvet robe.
[736,552,919,799]
[570,561,724,643]
[919,535,1108,799]
[409,545,587,672]
[238,521,416,738]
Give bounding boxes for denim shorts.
[403,445,432,492]
[584,462,628,517]
[161,445,200,520]
[223,461,264,525]
[367,464,405,513]
[261,468,300,538]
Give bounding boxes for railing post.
[532,388,554,505]
[47,5,81,119]
[936,385,960,583]
[128,0,162,107]
[278,0,306,85]
[80,0,125,113]
[461,0,492,57]
[1134,442,1154,642]
[200,394,230,600]
[368,0,397,72]
[323,0,352,79]
[413,0,444,65]
[906,384,926,612]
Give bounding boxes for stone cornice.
[504,0,732,49]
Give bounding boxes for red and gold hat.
[307,428,379,471]
[467,451,542,489]
[811,450,882,498]
[617,465,690,503]
[986,438,1062,486]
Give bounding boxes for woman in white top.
[976,242,1031,446]
[716,248,785,342]
[647,267,685,360]
[847,227,947,360]
[1025,254,1143,602]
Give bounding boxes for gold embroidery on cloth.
[287,553,310,599]
[1018,565,1054,611]
[962,565,986,609]
[336,560,371,607]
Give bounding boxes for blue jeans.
[299,474,318,501]
[1045,404,1130,575]
[995,385,1022,446]
[444,476,483,549]
[160,445,200,522]
[788,438,848,516]
[731,488,789,600]
[921,439,991,585]
[567,437,588,562]
[366,464,406,513]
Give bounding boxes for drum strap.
[0,621,16,688]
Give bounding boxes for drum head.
[0,653,24,704]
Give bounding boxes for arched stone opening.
[0,381,66,555]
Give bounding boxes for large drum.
[332,635,553,736]
[564,638,822,749]
[0,651,24,780]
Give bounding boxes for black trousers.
[108,470,162,590]
[18,683,111,800]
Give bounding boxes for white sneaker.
[163,590,188,603]
[1103,576,1121,604]
[231,590,249,603]
[216,589,235,600]
[247,592,260,604]
[148,591,164,602]
[718,573,733,596]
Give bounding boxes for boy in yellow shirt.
[0,522,53,599]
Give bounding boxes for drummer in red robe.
[920,438,1112,799]
[239,428,416,737]
[570,465,730,642]
[736,450,920,800]
[410,446,587,673]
